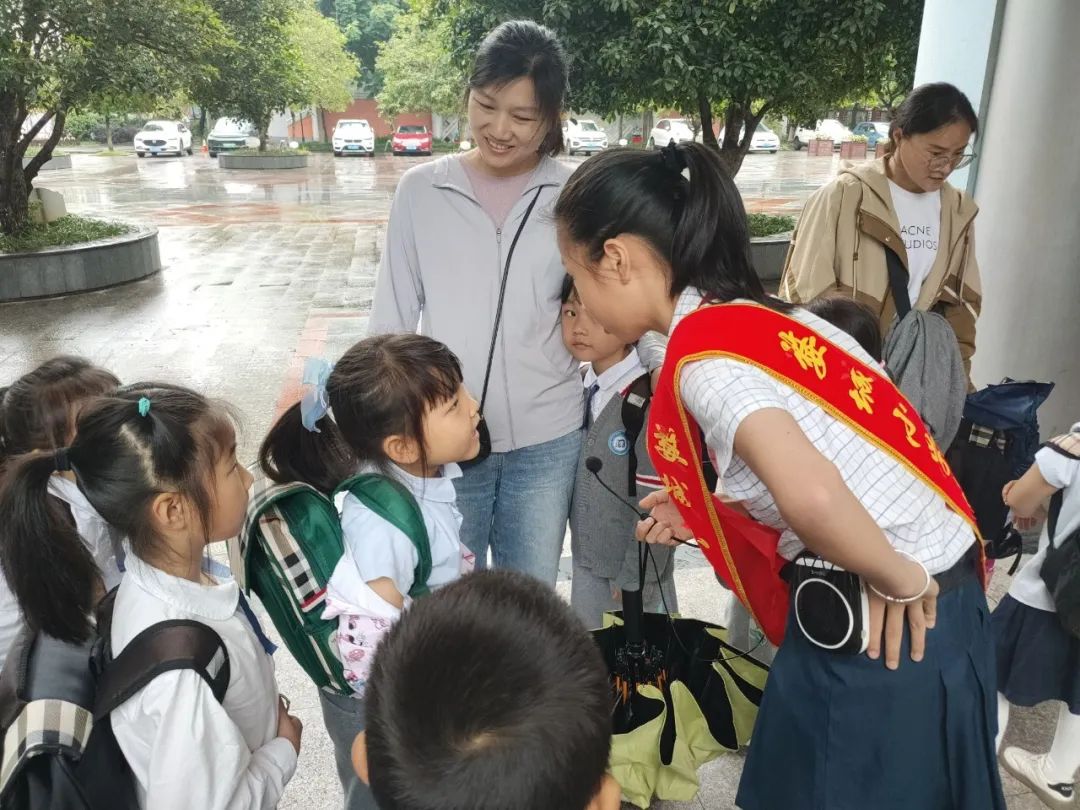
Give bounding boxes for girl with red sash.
[553,142,1005,810]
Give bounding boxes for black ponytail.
[0,452,98,642]
[554,143,790,310]
[259,401,358,494]
[0,387,234,642]
[260,334,464,492]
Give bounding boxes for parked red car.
[391,125,433,156]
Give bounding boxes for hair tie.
[138,397,151,417]
[53,447,72,473]
[300,357,333,433]
[659,142,688,177]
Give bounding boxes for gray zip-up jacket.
[369,154,581,452]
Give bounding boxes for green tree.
[323,0,406,95]
[196,0,358,150]
[194,0,302,150]
[440,0,924,176]
[376,12,465,119]
[290,1,361,113]
[0,0,223,235]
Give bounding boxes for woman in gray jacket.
[370,21,580,585]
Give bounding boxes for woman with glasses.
[780,82,981,384]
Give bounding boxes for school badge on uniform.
[608,429,630,456]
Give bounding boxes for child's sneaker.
[1002,746,1075,807]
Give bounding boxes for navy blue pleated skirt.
[737,575,1005,810]
[993,594,1080,713]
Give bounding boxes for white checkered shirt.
[673,289,974,575]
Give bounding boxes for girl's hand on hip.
[866,573,939,670]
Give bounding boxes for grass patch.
[95,149,129,157]
[748,213,795,238]
[24,147,68,158]
[230,147,309,156]
[0,215,133,254]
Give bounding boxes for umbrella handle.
[622,588,645,652]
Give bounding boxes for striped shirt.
[674,288,974,575]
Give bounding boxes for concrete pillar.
[916,0,1080,433]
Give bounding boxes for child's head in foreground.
[560,274,632,371]
[353,569,620,810]
[804,295,883,361]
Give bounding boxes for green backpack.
[235,469,432,695]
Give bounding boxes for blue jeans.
[453,430,581,585]
[318,690,379,810]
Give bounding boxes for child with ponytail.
[0,356,120,668]
[0,386,302,809]
[259,332,480,810]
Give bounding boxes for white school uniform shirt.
[330,462,468,601]
[673,288,974,575]
[0,475,126,671]
[110,554,296,810]
[1008,434,1080,611]
[583,350,647,424]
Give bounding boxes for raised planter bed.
[219,153,309,170]
[840,141,868,160]
[751,231,793,283]
[807,139,834,157]
[22,154,73,171]
[0,226,161,302]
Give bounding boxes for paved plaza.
[0,150,1063,808]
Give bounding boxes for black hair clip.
[660,142,687,176]
[53,447,72,472]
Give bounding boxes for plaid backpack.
[235,469,432,696]
[0,592,228,810]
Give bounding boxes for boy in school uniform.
[350,570,622,810]
[561,276,677,629]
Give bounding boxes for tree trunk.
[199,107,207,142]
[319,107,329,143]
[0,105,65,235]
[715,101,758,177]
[105,111,113,151]
[697,90,718,150]
[0,113,30,234]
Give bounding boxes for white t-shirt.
[331,463,468,601]
[888,180,942,305]
[583,350,647,424]
[1008,434,1080,611]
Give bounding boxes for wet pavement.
[1,150,1060,809]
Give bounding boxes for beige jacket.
[779,157,981,376]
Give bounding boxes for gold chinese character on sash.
[925,433,951,476]
[893,403,921,448]
[848,369,875,414]
[662,474,692,508]
[778,330,828,380]
[653,426,689,466]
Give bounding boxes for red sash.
[648,302,981,645]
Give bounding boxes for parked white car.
[332,119,375,156]
[711,121,781,153]
[647,118,695,149]
[563,118,608,156]
[207,118,260,157]
[134,120,193,158]
[793,118,852,150]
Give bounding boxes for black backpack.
[0,591,229,809]
[1041,486,1080,638]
